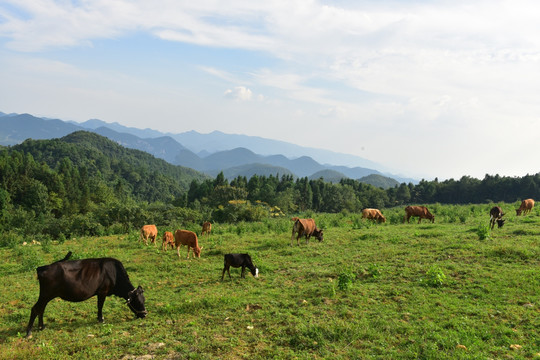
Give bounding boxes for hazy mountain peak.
[0,110,416,183]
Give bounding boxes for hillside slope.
[12,131,209,202]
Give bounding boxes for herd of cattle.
[24,199,535,338]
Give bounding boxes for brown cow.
[161,231,175,251]
[174,229,202,259]
[516,199,534,216]
[404,206,435,224]
[201,221,212,237]
[361,208,386,223]
[291,218,323,246]
[489,206,505,229]
[140,225,158,245]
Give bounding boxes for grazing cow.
[361,208,386,223]
[516,199,534,216]
[404,206,435,224]
[489,206,505,229]
[26,252,147,338]
[161,231,175,251]
[140,225,158,246]
[291,218,323,246]
[221,253,259,280]
[174,229,202,259]
[201,221,212,237]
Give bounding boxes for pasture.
[0,203,538,359]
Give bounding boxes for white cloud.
[224,86,253,101]
[2,1,540,178]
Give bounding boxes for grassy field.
[0,203,539,359]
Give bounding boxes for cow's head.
[314,229,324,242]
[378,215,387,223]
[497,219,506,228]
[516,209,522,216]
[127,286,147,319]
[194,246,202,258]
[251,266,259,278]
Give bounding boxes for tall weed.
[476,223,491,240]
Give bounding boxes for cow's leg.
[97,294,106,323]
[26,309,38,337]
[176,245,182,258]
[26,296,51,337]
[241,266,245,278]
[418,217,422,224]
[186,247,190,259]
[291,230,296,246]
[221,265,228,281]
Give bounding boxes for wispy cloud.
[2,1,540,178]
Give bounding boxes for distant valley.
[0,111,413,188]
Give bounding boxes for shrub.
[0,231,20,248]
[476,223,491,240]
[17,246,44,272]
[337,270,356,291]
[422,266,447,288]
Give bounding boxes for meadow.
[0,203,538,359]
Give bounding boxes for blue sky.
[1,0,540,180]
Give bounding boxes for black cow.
[489,206,505,229]
[221,253,259,280]
[26,252,147,338]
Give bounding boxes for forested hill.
[8,131,209,203]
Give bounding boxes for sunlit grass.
[0,203,538,359]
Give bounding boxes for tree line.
[1,132,539,242]
[187,172,540,214]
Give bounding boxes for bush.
[337,270,356,291]
[476,222,491,240]
[213,201,269,223]
[16,246,44,272]
[422,266,447,288]
[0,231,21,248]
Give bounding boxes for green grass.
[0,204,539,359]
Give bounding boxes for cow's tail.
[60,251,72,262]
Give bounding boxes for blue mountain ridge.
[0,111,415,185]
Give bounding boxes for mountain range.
[0,111,412,188]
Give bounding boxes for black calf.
[221,253,259,280]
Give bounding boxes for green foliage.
[422,266,447,288]
[0,231,20,248]
[212,200,269,223]
[16,246,44,272]
[366,263,381,279]
[337,270,356,291]
[3,131,540,245]
[476,222,491,240]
